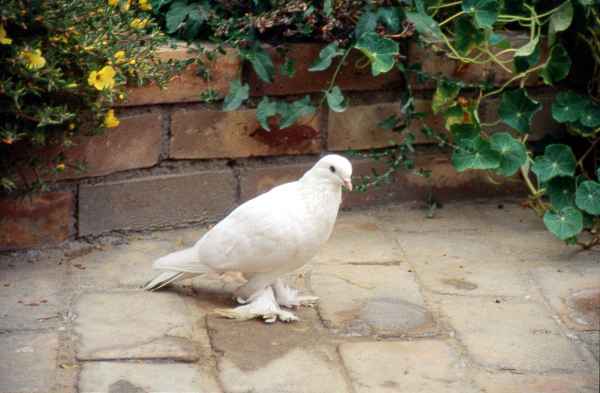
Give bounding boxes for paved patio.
[1,199,598,393]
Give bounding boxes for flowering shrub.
[0,0,183,192]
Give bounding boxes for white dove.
[144,154,352,322]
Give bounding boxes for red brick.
[170,107,321,159]
[246,43,404,96]
[408,33,547,90]
[78,170,236,235]
[122,44,241,106]
[0,192,74,250]
[239,163,312,202]
[327,99,445,151]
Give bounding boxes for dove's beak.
[343,178,353,191]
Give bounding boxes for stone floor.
[1,199,599,393]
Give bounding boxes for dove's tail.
[144,246,210,291]
[144,271,190,291]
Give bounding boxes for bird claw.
[216,286,300,324]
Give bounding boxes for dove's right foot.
[216,286,299,323]
[273,279,319,308]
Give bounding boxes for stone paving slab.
[339,340,477,393]
[0,253,67,330]
[0,331,58,393]
[79,362,221,393]
[312,263,436,337]
[473,371,599,393]
[436,296,591,372]
[74,290,203,361]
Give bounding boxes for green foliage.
[543,206,583,240]
[489,133,527,176]
[462,0,500,29]
[308,43,343,72]
[1,0,181,193]
[325,87,348,113]
[532,144,577,183]
[222,79,249,111]
[256,96,315,131]
[354,32,399,76]
[498,90,542,134]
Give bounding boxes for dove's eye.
[329,165,336,173]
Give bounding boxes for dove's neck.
[298,171,342,207]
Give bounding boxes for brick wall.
[0,40,562,250]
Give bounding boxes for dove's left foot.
[215,286,299,323]
[273,279,319,308]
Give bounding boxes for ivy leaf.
[309,42,344,72]
[280,57,296,77]
[551,91,586,123]
[256,97,279,131]
[450,123,479,147]
[462,0,500,29]
[489,132,528,176]
[354,32,399,76]
[222,80,249,112]
[378,115,400,130]
[326,86,348,112]
[548,0,573,46]
[514,35,539,57]
[452,138,501,171]
[279,96,316,129]
[498,89,542,133]
[543,206,583,240]
[541,44,571,85]
[324,0,333,16]
[355,9,378,38]
[454,17,486,56]
[165,0,189,34]
[406,11,442,40]
[580,102,600,128]
[432,80,460,114]
[546,176,576,210]
[513,43,540,73]
[376,7,402,33]
[241,45,275,83]
[182,4,207,40]
[531,144,576,182]
[575,180,600,215]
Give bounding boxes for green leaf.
[462,0,500,29]
[222,80,249,112]
[580,102,600,128]
[324,0,333,16]
[546,176,576,210]
[241,45,275,83]
[541,44,571,85]
[165,0,189,33]
[489,132,528,176]
[354,32,399,76]
[279,96,316,128]
[531,144,576,182]
[406,11,442,40]
[256,97,278,131]
[543,206,583,240]
[548,0,573,46]
[498,89,542,133]
[309,43,344,72]
[376,7,402,33]
[513,43,540,73]
[450,123,479,147]
[326,86,348,112]
[454,17,486,56]
[452,138,501,171]
[355,9,378,39]
[432,80,460,114]
[551,91,586,123]
[575,181,600,215]
[489,32,510,49]
[182,4,207,40]
[514,35,539,57]
[378,115,399,130]
[280,57,296,77]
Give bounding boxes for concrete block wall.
[0,40,562,250]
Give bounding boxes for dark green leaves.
[551,91,587,122]
[240,45,275,83]
[548,0,573,46]
[354,32,399,76]
[580,103,600,128]
[489,132,527,176]
[498,90,542,133]
[543,206,583,240]
[222,80,249,111]
[541,44,571,85]
[454,17,486,56]
[280,57,295,77]
[432,80,460,114]
[452,137,501,171]
[406,10,442,40]
[165,0,207,39]
[575,181,600,215]
[325,86,348,112]
[355,7,402,38]
[309,43,344,72]
[531,144,576,182]
[546,176,576,209]
[462,0,500,29]
[256,96,315,131]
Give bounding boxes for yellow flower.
[129,59,136,65]
[121,0,131,11]
[104,109,120,128]
[130,18,149,29]
[68,123,76,130]
[88,65,116,90]
[108,0,118,6]
[20,49,46,70]
[139,0,152,11]
[0,25,12,45]
[114,50,126,63]
[118,93,125,100]
[56,163,66,172]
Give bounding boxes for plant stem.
[439,11,465,27]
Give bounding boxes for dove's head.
[309,154,353,191]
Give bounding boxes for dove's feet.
[273,279,320,308]
[215,286,299,323]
